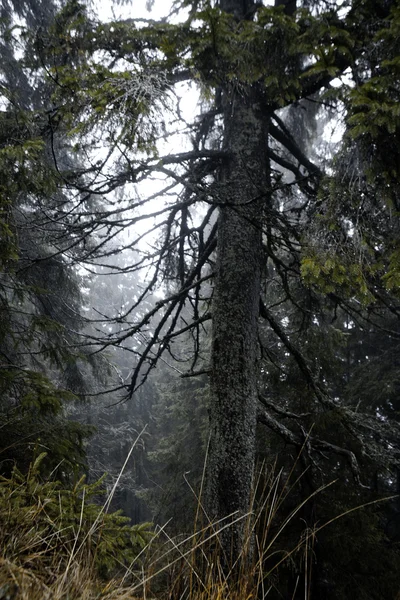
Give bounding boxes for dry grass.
[0,460,314,599]
[0,442,394,600]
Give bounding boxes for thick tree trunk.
[206,0,270,568]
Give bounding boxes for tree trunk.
[206,0,271,569]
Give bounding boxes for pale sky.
[95,0,175,23]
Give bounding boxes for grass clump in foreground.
[0,453,154,599]
[0,454,313,600]
[0,454,396,600]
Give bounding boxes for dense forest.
[1,0,400,597]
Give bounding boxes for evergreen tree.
[0,0,97,478]
[5,0,400,588]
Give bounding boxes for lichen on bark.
[206,72,270,567]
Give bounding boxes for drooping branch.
[268,149,317,196]
[258,393,312,419]
[102,220,218,394]
[269,118,322,180]
[257,404,367,486]
[259,299,336,409]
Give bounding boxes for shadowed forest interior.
[1,0,400,598]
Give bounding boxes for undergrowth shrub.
[0,453,396,600]
[0,453,153,598]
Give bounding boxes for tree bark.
[206,0,271,570]
[218,0,254,19]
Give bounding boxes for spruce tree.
[6,0,400,584]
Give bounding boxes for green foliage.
[180,5,353,105]
[0,112,57,200]
[0,36,103,482]
[349,80,400,137]
[0,111,57,268]
[46,61,165,152]
[348,3,400,139]
[0,366,92,480]
[0,454,154,580]
[300,133,400,301]
[344,3,400,209]
[25,2,169,155]
[28,0,357,135]
[187,6,301,101]
[300,253,374,303]
[382,247,400,291]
